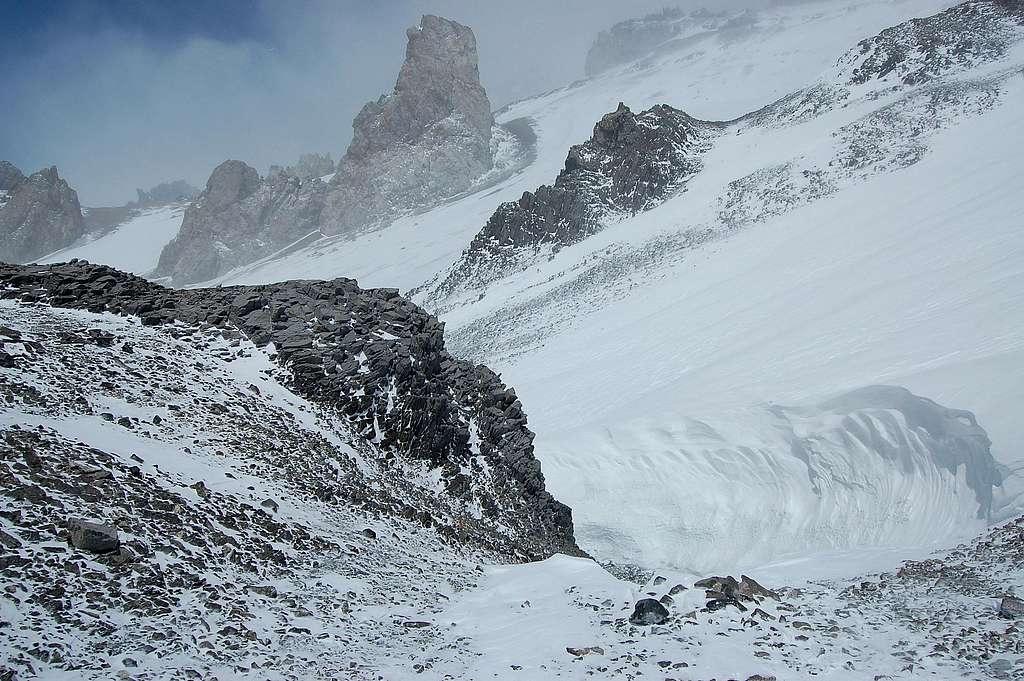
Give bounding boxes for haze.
[0,0,766,206]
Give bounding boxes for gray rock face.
[67,518,120,553]
[585,8,687,76]
[1000,595,1024,618]
[134,179,199,207]
[0,160,24,192]
[435,103,716,295]
[271,153,335,182]
[154,161,327,285]
[1,261,580,559]
[321,15,494,235]
[0,166,85,264]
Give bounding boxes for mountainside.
[154,14,510,287]
[0,165,85,264]
[5,0,1024,677]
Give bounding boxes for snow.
[39,205,184,275]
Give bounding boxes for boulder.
[0,166,85,263]
[67,518,120,553]
[999,595,1024,619]
[629,598,670,625]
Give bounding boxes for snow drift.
[540,386,1001,574]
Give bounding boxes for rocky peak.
[134,179,199,208]
[0,160,24,192]
[0,165,85,263]
[154,161,327,286]
[201,160,261,213]
[432,103,717,298]
[321,15,495,235]
[346,15,492,162]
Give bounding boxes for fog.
[0,0,766,206]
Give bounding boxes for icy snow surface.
[39,205,185,275]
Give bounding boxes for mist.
[0,0,765,206]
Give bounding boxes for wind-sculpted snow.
[540,386,1001,574]
[0,262,579,561]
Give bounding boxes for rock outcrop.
[321,15,494,235]
[0,165,85,264]
[837,0,1024,86]
[153,16,497,285]
[1,261,579,559]
[0,160,24,192]
[270,152,335,181]
[134,179,199,207]
[154,160,328,285]
[434,103,717,296]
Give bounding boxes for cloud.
[0,0,761,205]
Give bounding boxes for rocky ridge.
[155,15,502,286]
[428,102,717,302]
[0,301,503,678]
[429,0,1024,364]
[0,165,86,265]
[1,261,579,560]
[134,179,199,208]
[269,153,335,182]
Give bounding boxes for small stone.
[566,646,604,657]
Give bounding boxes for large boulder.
[0,166,85,264]
[629,598,670,625]
[321,15,494,235]
[154,161,327,286]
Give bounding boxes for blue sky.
[0,0,684,205]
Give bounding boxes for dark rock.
[999,595,1024,619]
[0,261,581,560]
[437,102,715,294]
[629,598,670,625]
[67,518,120,553]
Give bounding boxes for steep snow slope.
[208,0,953,292]
[450,77,1024,571]
[39,205,185,275]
